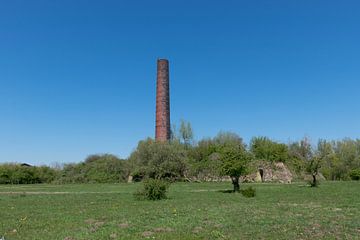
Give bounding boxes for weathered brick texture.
[155,59,170,141]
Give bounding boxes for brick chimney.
[155,59,171,141]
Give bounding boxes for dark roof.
[21,163,32,167]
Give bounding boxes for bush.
[134,179,169,200]
[57,154,129,183]
[128,139,187,181]
[349,169,360,180]
[0,164,58,184]
[240,187,256,198]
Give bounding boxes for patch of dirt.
[192,226,203,233]
[153,227,173,232]
[214,223,223,228]
[203,220,214,225]
[118,223,130,228]
[203,219,222,228]
[142,231,154,238]
[110,233,117,239]
[94,221,105,228]
[332,208,342,211]
[64,237,75,240]
[312,223,321,228]
[87,220,105,232]
[85,219,96,225]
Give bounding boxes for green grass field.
[1,182,359,240]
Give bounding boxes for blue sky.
[1,1,359,165]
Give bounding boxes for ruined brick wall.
[155,59,170,141]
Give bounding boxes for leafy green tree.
[60,163,86,183]
[331,139,360,179]
[84,154,129,183]
[35,166,59,183]
[289,138,331,187]
[250,137,289,163]
[215,132,252,192]
[128,138,187,181]
[305,139,333,187]
[187,138,221,180]
[288,137,313,175]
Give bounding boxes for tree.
[128,138,187,181]
[331,139,360,180]
[83,154,129,183]
[306,156,321,187]
[187,138,221,181]
[250,136,289,163]
[289,137,329,187]
[288,137,313,174]
[215,132,252,192]
[179,119,194,146]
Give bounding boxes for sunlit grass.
[1,181,359,239]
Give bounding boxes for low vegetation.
[134,179,170,200]
[58,154,129,184]
[240,186,256,198]
[1,121,360,187]
[0,164,58,184]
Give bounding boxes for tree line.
[1,121,360,187]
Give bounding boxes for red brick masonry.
[155,59,171,141]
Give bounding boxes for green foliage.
[306,139,333,187]
[2,127,360,185]
[250,137,289,163]
[58,154,128,183]
[219,144,250,179]
[171,119,194,146]
[185,131,253,189]
[128,138,187,181]
[179,119,194,146]
[0,164,58,184]
[134,179,169,200]
[288,137,313,164]
[328,139,360,180]
[240,186,256,198]
[215,132,252,192]
[215,132,250,176]
[290,138,327,187]
[349,168,360,180]
[186,138,221,180]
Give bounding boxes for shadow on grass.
[217,190,235,193]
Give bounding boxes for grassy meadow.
[1,181,359,240]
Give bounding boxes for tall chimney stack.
[155,59,171,141]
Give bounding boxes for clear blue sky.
[1,1,359,165]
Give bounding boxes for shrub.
[134,179,169,200]
[128,139,187,181]
[57,154,129,183]
[0,164,58,184]
[349,169,360,180]
[240,187,256,198]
